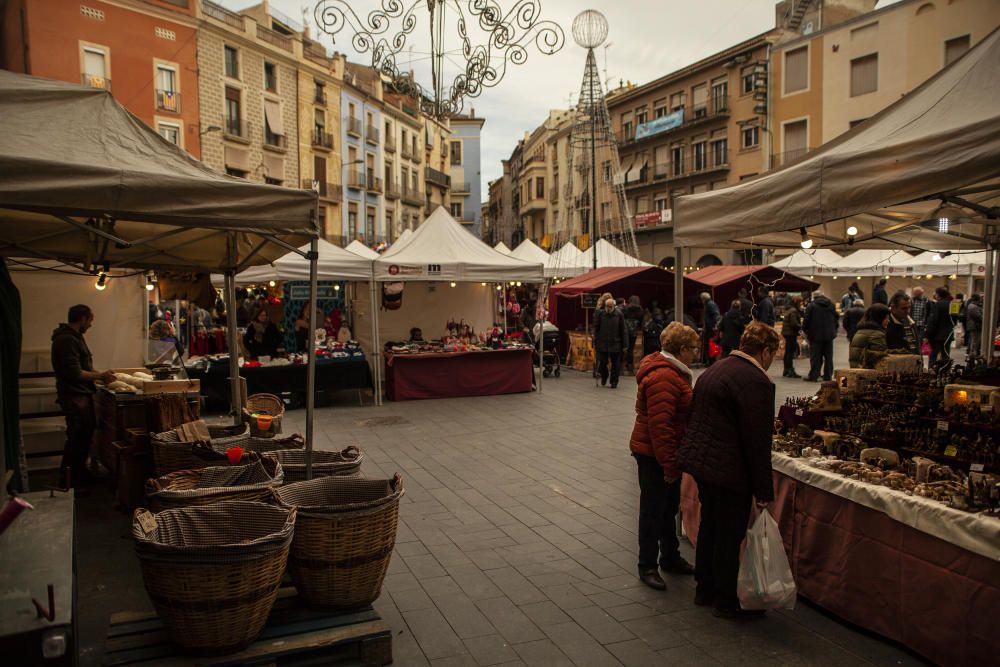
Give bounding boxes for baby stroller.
[530,322,561,378]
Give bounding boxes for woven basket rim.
[146,457,284,500]
[274,474,403,515]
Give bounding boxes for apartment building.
[382,92,425,241]
[1,0,201,157]
[423,116,452,216]
[341,64,384,244]
[197,1,299,190]
[448,111,486,237]
[769,0,1000,168]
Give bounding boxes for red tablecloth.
[680,472,1000,667]
[384,348,534,401]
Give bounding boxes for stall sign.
[581,292,602,308]
[290,285,338,299]
[387,264,427,276]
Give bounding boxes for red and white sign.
[634,209,671,228]
[388,265,400,275]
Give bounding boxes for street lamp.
[199,125,222,136]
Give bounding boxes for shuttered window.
[784,46,808,94]
[944,35,970,66]
[850,53,878,97]
[782,120,807,164]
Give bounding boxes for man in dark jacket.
[719,301,745,357]
[51,305,116,487]
[679,322,779,619]
[965,293,983,356]
[842,298,866,341]
[802,290,839,382]
[924,286,955,365]
[593,297,627,388]
[737,288,753,326]
[872,279,889,305]
[886,292,919,353]
[753,287,776,326]
[781,295,803,378]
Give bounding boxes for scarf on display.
[251,321,267,344]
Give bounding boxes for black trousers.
[694,479,752,611]
[782,335,798,373]
[59,393,96,481]
[930,339,951,365]
[596,349,622,386]
[634,454,681,571]
[807,339,834,380]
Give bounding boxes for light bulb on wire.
[799,227,813,250]
[95,272,107,291]
[932,253,942,261]
[268,280,276,287]
[145,272,156,292]
[846,225,858,237]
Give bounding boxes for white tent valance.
[895,250,989,277]
[815,250,913,277]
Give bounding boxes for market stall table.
[188,357,373,410]
[384,348,534,401]
[680,453,1000,667]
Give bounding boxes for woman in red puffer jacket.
[629,321,700,591]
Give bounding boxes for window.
[348,205,358,240]
[602,160,612,183]
[654,196,667,211]
[411,170,418,191]
[157,122,180,145]
[711,79,728,113]
[224,45,239,78]
[671,145,684,176]
[741,67,754,95]
[654,145,669,178]
[314,108,325,132]
[741,125,759,149]
[944,35,970,66]
[314,155,327,197]
[450,202,463,219]
[155,65,178,112]
[82,47,108,89]
[314,80,325,103]
[782,119,808,163]
[670,92,685,112]
[264,176,281,186]
[692,141,707,171]
[784,46,808,94]
[536,177,544,199]
[653,98,668,118]
[635,106,648,125]
[711,138,728,166]
[224,86,241,136]
[450,140,462,165]
[264,62,277,92]
[691,84,707,117]
[850,53,878,97]
[226,167,247,178]
[601,202,611,222]
[366,207,375,242]
[621,112,633,140]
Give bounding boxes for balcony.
[311,129,333,150]
[202,1,245,29]
[347,169,365,189]
[301,178,342,202]
[385,179,401,199]
[313,90,327,105]
[347,117,362,138]
[400,143,413,160]
[624,165,650,189]
[620,96,731,146]
[451,181,471,194]
[223,116,249,141]
[366,174,383,193]
[549,188,559,203]
[665,148,731,180]
[263,128,287,150]
[366,125,380,144]
[402,185,423,206]
[257,24,292,52]
[652,162,670,180]
[81,73,111,91]
[385,135,396,153]
[520,197,547,214]
[425,167,451,189]
[155,89,180,113]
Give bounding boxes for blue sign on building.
[635,109,684,141]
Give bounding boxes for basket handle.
[285,433,306,447]
[342,445,360,459]
[391,473,402,491]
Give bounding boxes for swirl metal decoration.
[314,0,565,117]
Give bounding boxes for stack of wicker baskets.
[132,501,296,654]
[145,456,284,511]
[262,446,364,483]
[151,429,304,476]
[243,393,285,437]
[274,474,403,608]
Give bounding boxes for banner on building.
[635,109,684,141]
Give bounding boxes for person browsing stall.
[886,291,919,353]
[848,304,890,368]
[244,307,282,360]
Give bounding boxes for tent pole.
[370,279,382,406]
[981,248,998,360]
[306,238,318,480]
[674,246,684,324]
[224,270,241,427]
[537,284,543,394]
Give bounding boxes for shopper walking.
[910,286,929,342]
[781,295,803,378]
[679,322,779,619]
[966,294,983,356]
[848,304,890,368]
[754,287,776,326]
[719,300,745,357]
[802,290,839,382]
[629,322,698,591]
[842,298,866,342]
[624,296,644,373]
[924,286,955,365]
[51,305,116,487]
[594,297,627,388]
[872,279,889,305]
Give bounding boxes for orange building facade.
[1,0,202,158]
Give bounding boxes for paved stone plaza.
[76,343,929,666]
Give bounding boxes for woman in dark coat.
[244,308,282,359]
[924,286,955,365]
[679,322,780,619]
[718,300,745,356]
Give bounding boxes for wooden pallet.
[102,589,392,666]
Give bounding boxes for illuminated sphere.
[572,10,608,49]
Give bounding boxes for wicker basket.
[150,423,249,476]
[273,474,403,609]
[243,393,285,436]
[262,446,364,483]
[152,431,304,476]
[132,501,296,654]
[146,457,284,511]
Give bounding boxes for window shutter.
[850,53,878,97]
[784,47,808,93]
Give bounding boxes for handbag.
[737,509,797,610]
[920,340,932,356]
[708,336,721,359]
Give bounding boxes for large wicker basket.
[262,446,364,483]
[273,474,403,609]
[150,423,249,475]
[243,393,285,436]
[146,457,284,511]
[133,501,296,654]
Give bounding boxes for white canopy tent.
[574,239,651,270]
[511,239,572,279]
[771,249,843,274]
[214,239,373,284]
[896,250,989,277]
[494,241,512,255]
[817,250,913,277]
[345,239,380,260]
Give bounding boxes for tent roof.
[511,239,573,279]
[549,266,701,295]
[374,207,543,282]
[0,71,317,272]
[572,239,651,270]
[234,238,372,283]
[817,249,913,277]
[345,239,380,260]
[686,265,818,292]
[494,241,512,255]
[896,250,989,277]
[673,27,1000,251]
[770,249,843,273]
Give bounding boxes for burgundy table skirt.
[680,473,1000,667]
[384,348,534,401]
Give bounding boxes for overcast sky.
[252,0,898,200]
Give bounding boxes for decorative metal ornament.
[314,0,565,117]
[571,9,607,49]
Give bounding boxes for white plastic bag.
[737,509,797,610]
